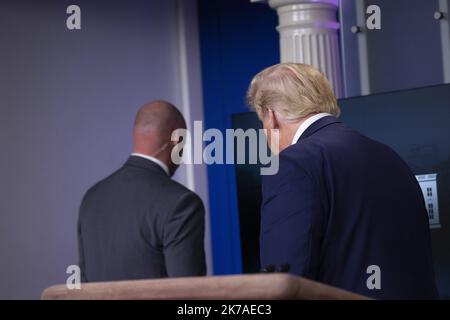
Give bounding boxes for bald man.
[77,101,206,282]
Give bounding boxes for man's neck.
[285,120,305,145]
[291,113,331,144]
[131,152,170,176]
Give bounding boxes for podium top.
[41,273,369,300]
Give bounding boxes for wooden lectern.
[41,274,369,300]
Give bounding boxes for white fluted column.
[267,0,343,98]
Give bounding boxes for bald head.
[132,100,186,175]
[134,100,185,138]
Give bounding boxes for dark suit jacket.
[78,156,206,282]
[260,116,438,299]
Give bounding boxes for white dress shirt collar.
[131,153,170,176]
[291,113,332,145]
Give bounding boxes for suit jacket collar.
[124,155,168,176]
[297,115,341,142]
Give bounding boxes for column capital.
[268,0,338,9]
[268,0,340,31]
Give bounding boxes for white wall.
[0,0,211,299]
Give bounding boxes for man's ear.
[267,109,279,129]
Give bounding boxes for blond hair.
[246,63,340,121]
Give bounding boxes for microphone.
[278,264,290,273]
[261,265,275,273]
[261,264,290,273]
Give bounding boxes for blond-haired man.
[247,63,438,299]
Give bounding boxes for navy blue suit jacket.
[260,116,438,299]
